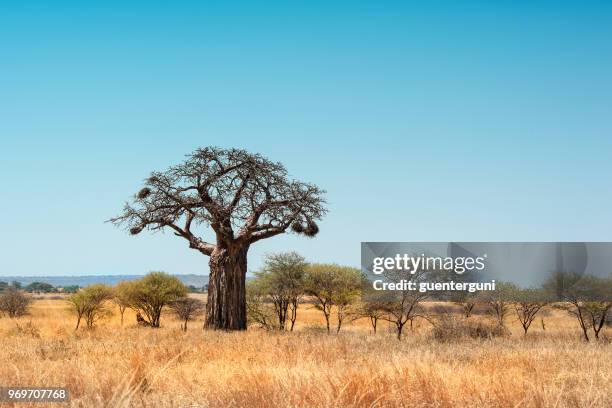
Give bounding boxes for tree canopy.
[123,272,188,328]
[109,147,327,254]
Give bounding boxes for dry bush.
[0,287,32,317]
[431,315,509,342]
[6,321,41,338]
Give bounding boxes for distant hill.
[0,274,209,288]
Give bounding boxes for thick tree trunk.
[205,245,248,330]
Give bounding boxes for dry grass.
[0,296,610,408]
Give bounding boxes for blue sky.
[1,1,611,277]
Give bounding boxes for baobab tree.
[109,147,326,330]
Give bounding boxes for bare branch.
[108,147,327,255]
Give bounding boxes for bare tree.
[169,297,205,331]
[109,147,326,330]
[549,272,612,341]
[360,299,387,334]
[0,287,32,318]
[480,282,519,327]
[377,269,431,340]
[360,280,390,334]
[453,292,478,318]
[514,288,549,336]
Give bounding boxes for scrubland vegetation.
[1,255,610,407]
[0,292,609,408]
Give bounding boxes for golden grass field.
[0,295,610,408]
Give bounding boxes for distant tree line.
[0,281,80,294]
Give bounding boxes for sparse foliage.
[169,297,205,331]
[246,280,277,330]
[113,281,133,326]
[377,269,431,340]
[67,284,113,329]
[514,288,550,335]
[252,252,307,331]
[304,264,361,334]
[548,272,612,341]
[453,292,479,318]
[360,297,387,334]
[480,282,519,327]
[109,147,326,330]
[0,287,32,318]
[331,268,362,333]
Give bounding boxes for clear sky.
[1,1,611,277]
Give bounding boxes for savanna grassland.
[0,295,610,408]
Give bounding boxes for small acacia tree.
[360,275,390,334]
[549,272,612,341]
[480,282,519,327]
[113,281,132,326]
[109,147,326,331]
[67,284,114,329]
[0,287,32,318]
[83,284,114,328]
[253,252,307,331]
[377,268,431,340]
[331,268,362,333]
[514,288,549,336]
[360,299,386,334]
[67,292,88,330]
[304,264,362,334]
[169,297,206,331]
[124,272,187,328]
